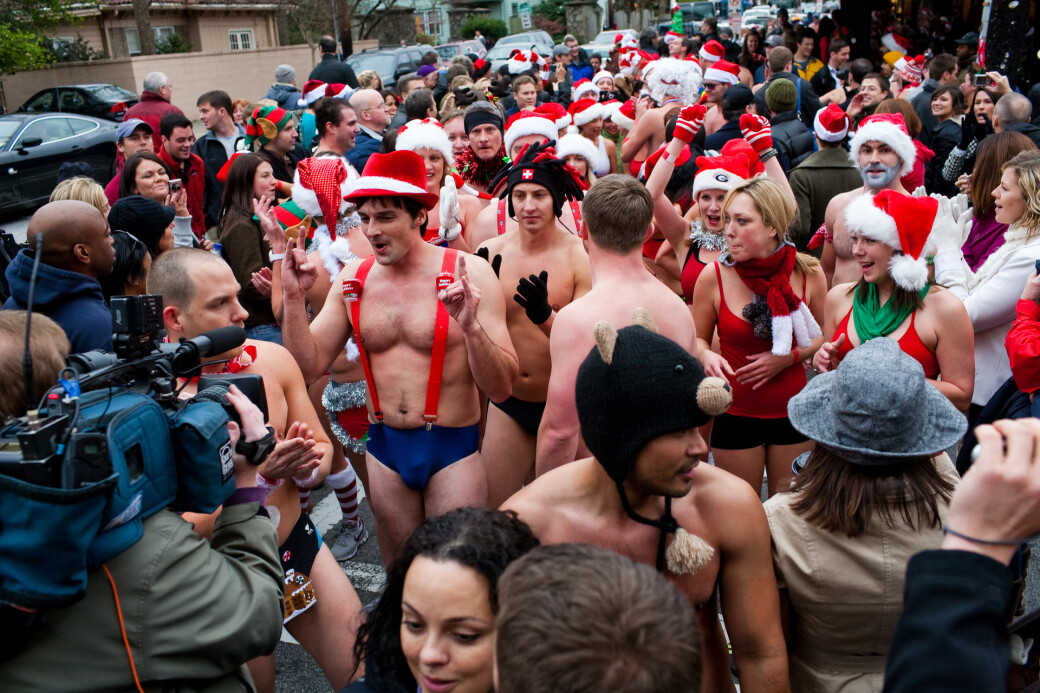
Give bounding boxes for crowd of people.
[6,7,1040,693]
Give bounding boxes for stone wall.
[564,0,602,44]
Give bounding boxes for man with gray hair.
[994,91,1040,149]
[346,88,390,172]
[123,70,185,151]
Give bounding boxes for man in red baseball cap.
[280,149,518,564]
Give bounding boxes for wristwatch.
[237,425,277,465]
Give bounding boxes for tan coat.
[763,454,960,693]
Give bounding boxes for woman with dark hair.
[740,29,766,71]
[382,89,401,121]
[217,152,281,343]
[766,337,963,693]
[943,86,998,186]
[925,85,967,195]
[873,98,934,192]
[99,230,151,301]
[118,152,195,243]
[346,508,539,693]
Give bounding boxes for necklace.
[689,219,727,252]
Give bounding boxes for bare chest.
[348,283,458,355]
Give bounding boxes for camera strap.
[350,249,457,428]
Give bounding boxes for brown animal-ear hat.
[575,308,732,575]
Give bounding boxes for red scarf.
[731,242,799,321]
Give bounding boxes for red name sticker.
[436,272,454,292]
[342,279,362,302]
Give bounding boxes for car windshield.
[499,34,544,45]
[487,43,534,60]
[688,2,715,20]
[592,31,620,44]
[85,85,136,102]
[347,54,396,76]
[0,120,25,149]
[436,45,458,60]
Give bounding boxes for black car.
[0,113,118,214]
[18,84,139,122]
[345,44,434,89]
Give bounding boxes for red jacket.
[123,91,185,152]
[1006,299,1040,393]
[157,146,207,239]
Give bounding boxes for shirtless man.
[536,175,697,475]
[474,142,591,507]
[504,320,789,693]
[455,102,509,195]
[148,249,363,692]
[820,112,915,286]
[621,57,700,169]
[280,149,517,565]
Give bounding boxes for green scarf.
[852,282,930,342]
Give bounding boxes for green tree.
[459,17,507,43]
[0,0,73,75]
[534,0,566,25]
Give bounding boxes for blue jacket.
[3,250,113,354]
[262,84,303,111]
[346,131,383,174]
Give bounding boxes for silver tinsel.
[689,218,727,252]
[322,379,369,454]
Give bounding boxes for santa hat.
[703,59,740,85]
[720,138,765,176]
[344,150,439,211]
[639,141,692,180]
[617,50,642,77]
[691,152,751,197]
[217,151,247,184]
[534,102,571,129]
[616,33,639,51]
[572,78,599,102]
[532,51,550,84]
[844,189,939,291]
[593,70,615,87]
[504,110,559,155]
[396,117,454,167]
[848,113,917,177]
[813,103,851,143]
[609,99,636,131]
[298,80,328,108]
[326,83,354,99]
[699,39,725,63]
[556,133,601,175]
[881,32,910,56]
[568,98,605,128]
[508,50,534,75]
[664,30,683,44]
[647,57,702,105]
[899,55,925,86]
[472,58,491,79]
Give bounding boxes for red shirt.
[157,146,207,239]
[1006,299,1040,393]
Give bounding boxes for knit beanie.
[108,195,176,257]
[576,309,732,575]
[275,64,296,84]
[244,105,293,150]
[489,140,586,219]
[765,78,797,113]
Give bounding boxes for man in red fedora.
[280,150,518,565]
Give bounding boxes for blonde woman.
[50,176,110,217]
[356,69,383,91]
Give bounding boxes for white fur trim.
[572,102,605,127]
[347,175,428,197]
[771,314,793,356]
[813,109,849,142]
[848,120,916,177]
[691,168,745,197]
[593,70,614,86]
[504,116,559,156]
[573,82,599,102]
[609,106,635,131]
[647,58,702,106]
[844,193,900,250]
[508,55,532,74]
[554,113,572,129]
[889,254,928,291]
[313,226,344,278]
[345,337,360,362]
[703,65,738,85]
[298,84,328,108]
[396,120,454,167]
[292,166,355,221]
[556,133,600,168]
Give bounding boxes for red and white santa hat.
[593,70,615,87]
[703,59,740,85]
[898,55,926,86]
[344,150,440,210]
[664,30,683,44]
[534,102,571,129]
[293,157,355,235]
[298,80,329,108]
[699,39,725,64]
[396,117,454,167]
[609,99,636,131]
[572,78,599,102]
[848,112,917,176]
[556,133,601,174]
[568,98,605,128]
[504,110,559,156]
[813,103,851,143]
[616,33,639,51]
[844,189,940,290]
[508,50,534,75]
[326,83,354,99]
[639,141,692,180]
[692,152,752,197]
[617,50,642,77]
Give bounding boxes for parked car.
[580,29,639,58]
[434,40,487,66]
[496,30,554,50]
[345,44,435,89]
[0,113,117,214]
[18,84,138,122]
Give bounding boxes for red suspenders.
[345,248,458,428]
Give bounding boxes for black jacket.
[810,66,844,96]
[191,125,245,229]
[911,80,939,148]
[883,550,1013,693]
[1006,120,1040,150]
[308,53,359,88]
[754,72,821,127]
[769,111,815,172]
[924,118,960,196]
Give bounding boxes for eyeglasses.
[362,104,390,113]
[702,82,722,90]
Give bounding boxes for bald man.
[3,200,115,353]
[346,88,389,172]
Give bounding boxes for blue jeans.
[243,323,282,345]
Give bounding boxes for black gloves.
[474,247,502,277]
[514,271,552,325]
[958,115,976,150]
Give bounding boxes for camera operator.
[0,310,284,692]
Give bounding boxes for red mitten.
[673,104,707,144]
[739,113,773,154]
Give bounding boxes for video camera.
[0,294,266,617]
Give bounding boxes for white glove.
[438,176,462,242]
[911,185,928,198]
[950,193,970,221]
[931,195,963,254]
[955,207,974,245]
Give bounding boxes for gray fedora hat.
[788,338,966,465]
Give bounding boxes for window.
[17,118,75,147]
[66,117,99,136]
[229,29,254,51]
[124,26,176,55]
[419,10,443,38]
[58,90,86,111]
[24,91,56,112]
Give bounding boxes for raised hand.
[439,176,463,242]
[474,247,502,277]
[739,113,773,154]
[438,254,481,329]
[281,234,317,298]
[514,270,552,325]
[253,196,286,253]
[673,104,707,144]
